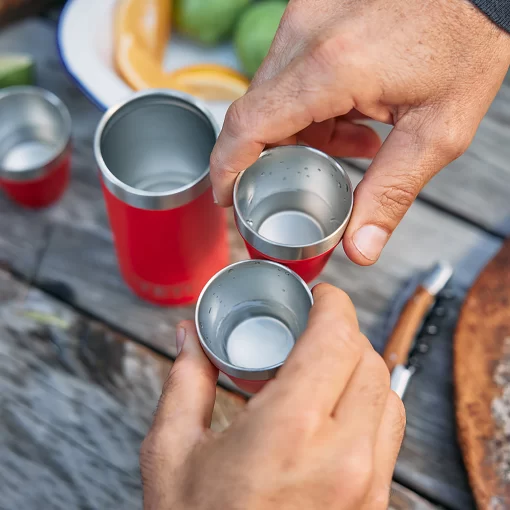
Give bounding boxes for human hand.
[140,284,405,510]
[210,0,510,264]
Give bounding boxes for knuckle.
[223,99,249,137]
[276,408,322,439]
[388,391,407,440]
[306,34,348,75]
[340,447,374,494]
[435,125,471,161]
[365,350,391,390]
[369,174,420,223]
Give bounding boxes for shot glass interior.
[99,93,216,193]
[235,146,352,247]
[0,89,69,172]
[197,261,312,374]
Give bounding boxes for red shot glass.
[0,86,71,208]
[196,260,313,393]
[233,146,354,283]
[94,90,229,306]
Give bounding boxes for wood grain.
[0,268,435,510]
[455,239,510,509]
[383,286,435,372]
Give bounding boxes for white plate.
[57,0,242,126]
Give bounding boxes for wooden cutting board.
[455,239,510,509]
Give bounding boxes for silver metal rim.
[233,146,354,261]
[195,259,313,381]
[94,89,219,211]
[0,86,72,182]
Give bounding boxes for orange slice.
[115,0,171,62]
[114,0,250,102]
[167,64,250,101]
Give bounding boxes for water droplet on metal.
[208,307,212,314]
[297,171,301,174]
[269,172,272,175]
[330,217,336,223]
[280,161,284,164]
[200,322,203,328]
[306,175,310,178]
[282,289,286,292]
[261,172,265,176]
[346,184,349,192]
[318,168,321,172]
[304,167,308,170]
[247,219,254,226]
[337,182,341,188]
[278,268,281,272]
[283,177,287,181]
[285,272,290,276]
[228,269,233,274]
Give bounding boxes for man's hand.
[210,0,510,264]
[140,284,405,510]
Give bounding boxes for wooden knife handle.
[383,285,435,373]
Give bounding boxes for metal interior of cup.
[95,90,218,210]
[234,146,353,260]
[196,260,313,381]
[0,86,71,181]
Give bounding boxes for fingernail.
[353,225,389,261]
[212,190,218,204]
[176,327,186,356]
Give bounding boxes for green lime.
[0,54,35,88]
[234,1,287,77]
[175,0,251,46]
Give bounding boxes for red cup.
[233,146,354,282]
[0,87,71,208]
[94,90,229,306]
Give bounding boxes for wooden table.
[0,17,508,510]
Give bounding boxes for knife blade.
[383,261,453,375]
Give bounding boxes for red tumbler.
[0,86,71,208]
[94,90,229,306]
[233,146,354,283]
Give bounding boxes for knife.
[383,261,453,396]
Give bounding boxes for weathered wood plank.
[0,19,108,280]
[35,166,501,510]
[348,72,510,237]
[0,269,434,510]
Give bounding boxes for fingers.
[333,345,391,441]
[298,118,381,159]
[151,321,219,440]
[275,283,369,415]
[361,392,406,510]
[210,55,353,206]
[343,109,471,265]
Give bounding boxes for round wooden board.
[455,239,510,509]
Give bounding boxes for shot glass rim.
[195,259,314,381]
[0,86,72,182]
[233,145,354,261]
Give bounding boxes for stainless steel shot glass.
[0,86,72,208]
[196,259,313,391]
[233,145,353,282]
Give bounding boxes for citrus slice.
[0,54,35,88]
[115,0,171,62]
[167,64,249,101]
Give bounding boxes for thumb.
[343,110,469,265]
[152,321,219,438]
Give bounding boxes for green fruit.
[0,54,35,88]
[234,1,286,77]
[175,0,251,46]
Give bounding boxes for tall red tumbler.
[94,90,229,306]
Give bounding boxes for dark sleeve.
[469,0,510,33]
